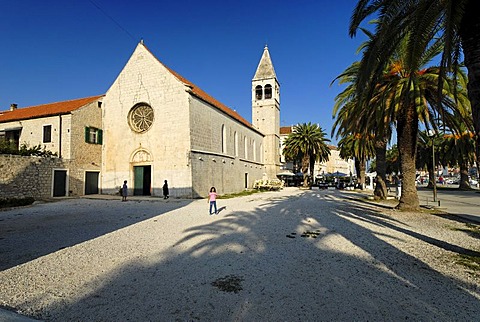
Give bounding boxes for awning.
[0,126,22,132]
[277,171,295,177]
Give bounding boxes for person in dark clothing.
[122,180,128,202]
[163,180,169,199]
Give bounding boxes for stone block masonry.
[0,154,67,199]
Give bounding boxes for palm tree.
[283,123,331,187]
[332,36,396,199]
[345,27,467,209]
[442,131,476,189]
[349,0,480,195]
[337,133,375,190]
[332,60,384,194]
[416,130,441,189]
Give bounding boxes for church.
[102,42,281,198]
[0,42,281,199]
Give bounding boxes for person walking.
[122,180,128,202]
[163,180,169,199]
[208,187,218,215]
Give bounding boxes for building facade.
[0,96,104,197]
[102,43,272,198]
[0,43,281,199]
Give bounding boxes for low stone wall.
[0,154,67,199]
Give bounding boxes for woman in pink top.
[208,187,218,215]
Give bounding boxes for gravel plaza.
[1,187,479,321]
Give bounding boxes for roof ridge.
[0,95,104,123]
[139,43,257,132]
[14,94,104,110]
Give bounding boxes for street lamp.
[428,130,437,204]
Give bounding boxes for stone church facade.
[0,42,280,199]
[102,42,280,198]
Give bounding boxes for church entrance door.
[133,165,151,196]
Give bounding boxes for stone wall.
[102,43,193,197]
[190,150,265,198]
[0,154,67,199]
[189,95,266,198]
[68,100,103,196]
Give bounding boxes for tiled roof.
[0,95,104,123]
[143,44,256,132]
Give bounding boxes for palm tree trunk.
[374,137,388,199]
[358,157,366,190]
[459,161,470,190]
[309,153,315,181]
[396,105,420,210]
[426,147,435,188]
[460,5,480,188]
[302,155,310,187]
[354,158,361,186]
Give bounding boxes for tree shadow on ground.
[0,198,193,270]
[6,190,480,321]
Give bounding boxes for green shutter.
[97,129,103,145]
[85,127,90,143]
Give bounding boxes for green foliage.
[283,123,331,186]
[0,197,35,208]
[0,140,18,155]
[0,142,57,157]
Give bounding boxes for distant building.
[279,125,355,177]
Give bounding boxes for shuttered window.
[85,127,103,144]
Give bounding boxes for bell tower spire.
[252,45,280,179]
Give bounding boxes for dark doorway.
[133,165,151,195]
[245,173,248,189]
[53,170,67,197]
[85,171,99,194]
[5,129,21,150]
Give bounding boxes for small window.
[85,127,103,144]
[255,85,263,100]
[43,125,52,143]
[265,84,272,99]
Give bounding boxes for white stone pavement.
[1,187,479,321]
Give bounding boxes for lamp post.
[428,130,437,203]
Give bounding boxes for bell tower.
[252,45,280,179]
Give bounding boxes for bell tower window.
[264,84,272,99]
[255,85,263,100]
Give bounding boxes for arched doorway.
[131,149,153,196]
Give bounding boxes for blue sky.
[1,1,367,143]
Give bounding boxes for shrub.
[0,197,35,208]
[0,142,57,157]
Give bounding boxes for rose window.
[128,104,154,133]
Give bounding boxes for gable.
[140,44,256,131]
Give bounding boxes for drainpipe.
[58,115,62,158]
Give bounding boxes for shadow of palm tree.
[8,189,480,321]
